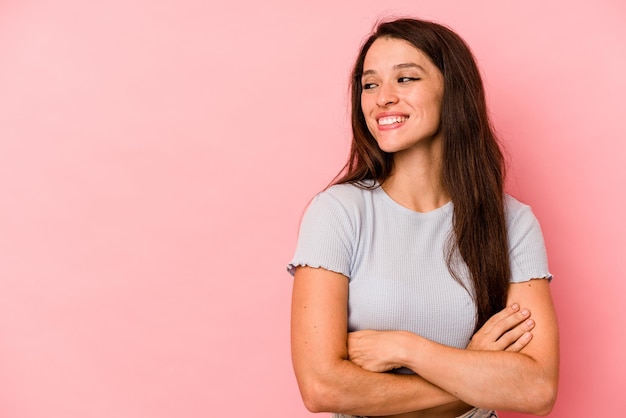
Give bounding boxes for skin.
[360,38,444,156]
[360,37,447,212]
[291,268,538,417]
[291,37,559,417]
[347,279,559,415]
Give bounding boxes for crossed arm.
[291,266,559,416]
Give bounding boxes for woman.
[288,18,558,418]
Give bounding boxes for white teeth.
[378,116,408,126]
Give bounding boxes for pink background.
[0,0,624,416]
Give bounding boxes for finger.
[477,304,521,335]
[497,318,535,348]
[471,309,533,351]
[489,308,531,339]
[483,303,520,332]
[505,331,533,352]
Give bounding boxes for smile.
[377,116,408,126]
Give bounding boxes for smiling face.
[360,37,444,155]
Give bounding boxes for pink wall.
[0,0,623,416]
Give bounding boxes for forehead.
[363,37,436,72]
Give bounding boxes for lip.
[375,112,409,130]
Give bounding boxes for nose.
[376,83,398,107]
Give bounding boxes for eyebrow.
[361,63,426,77]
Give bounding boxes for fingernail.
[521,309,530,316]
[526,319,534,327]
[511,304,520,311]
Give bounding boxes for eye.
[362,82,378,90]
[398,77,419,83]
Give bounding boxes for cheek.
[422,94,443,120]
[360,94,372,113]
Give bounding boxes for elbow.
[534,387,558,416]
[529,397,557,416]
[301,388,330,413]
[298,375,343,413]
[299,379,326,413]
[524,377,558,416]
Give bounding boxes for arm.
[350,303,537,372]
[291,265,460,415]
[350,279,559,415]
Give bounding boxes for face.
[360,37,444,155]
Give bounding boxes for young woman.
[288,18,559,418]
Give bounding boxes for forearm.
[292,266,462,415]
[295,356,459,415]
[397,333,557,415]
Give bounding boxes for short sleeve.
[507,199,553,283]
[287,191,355,278]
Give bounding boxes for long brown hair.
[334,18,510,332]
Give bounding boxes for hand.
[467,304,535,352]
[348,330,407,372]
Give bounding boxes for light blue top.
[288,182,552,369]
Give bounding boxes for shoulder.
[504,193,529,214]
[311,181,378,213]
[504,194,547,249]
[504,194,540,229]
[504,194,552,281]
[298,181,380,238]
[321,180,377,200]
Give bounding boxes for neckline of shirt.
[372,184,453,218]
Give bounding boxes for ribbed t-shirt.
[288,182,552,363]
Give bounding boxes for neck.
[382,143,449,213]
